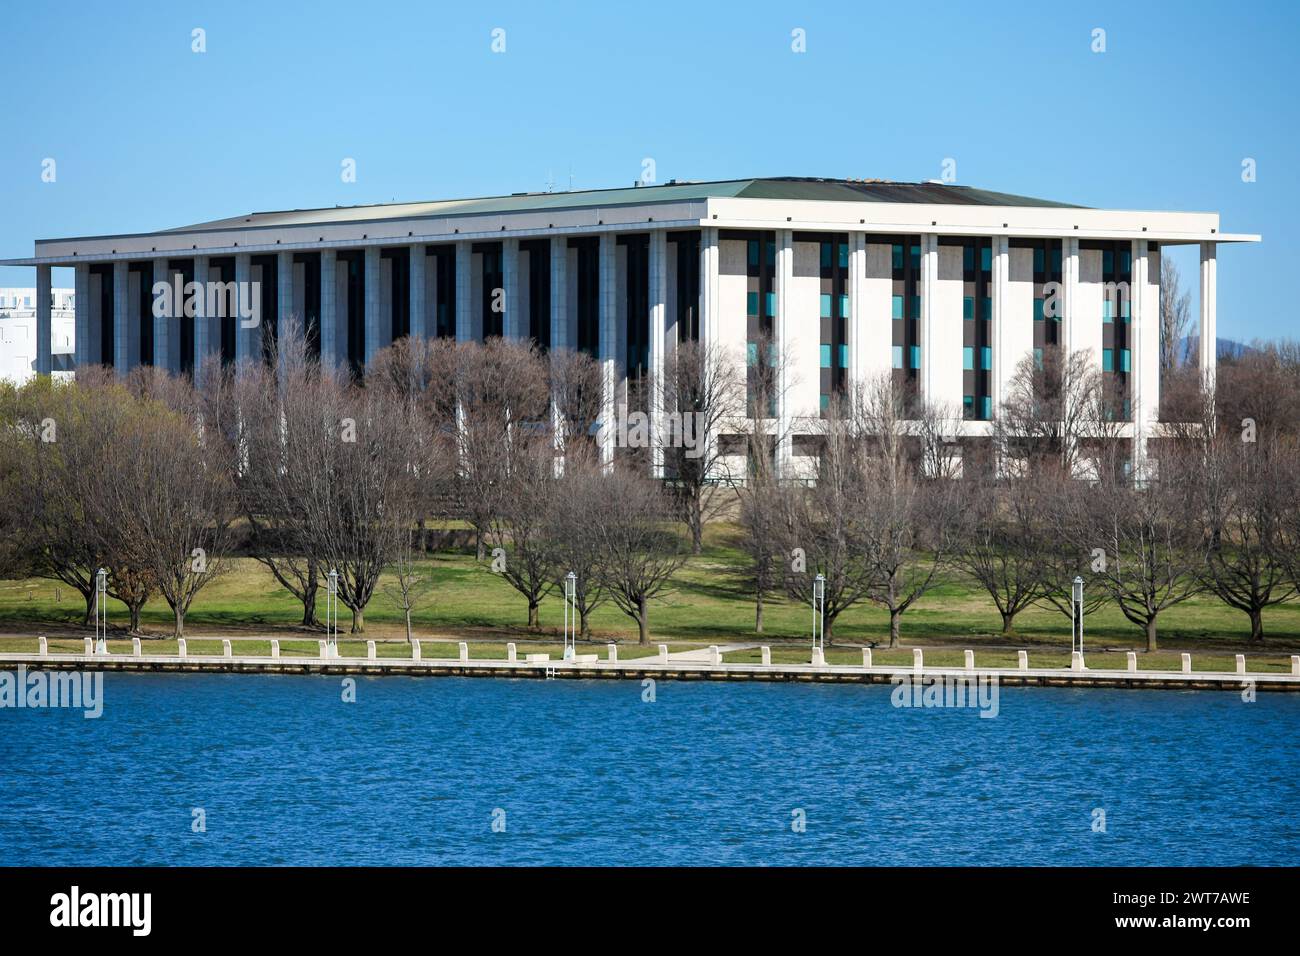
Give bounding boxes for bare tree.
[589,466,687,645]
[954,473,1048,634]
[544,458,611,639]
[660,339,745,553]
[383,525,434,645]
[485,443,560,628]
[1159,256,1193,378]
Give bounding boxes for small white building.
[0,287,75,383]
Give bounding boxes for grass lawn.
[2,523,1299,663]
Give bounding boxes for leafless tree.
[543,457,610,639]
[588,466,687,644]
[383,524,434,644]
[953,473,1049,634]
[660,339,746,553]
[485,443,560,628]
[1159,257,1193,378]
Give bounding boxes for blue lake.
[1,674,1297,865]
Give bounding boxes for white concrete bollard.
[1292,655,1300,676]
[811,648,826,667]
[1181,653,1192,674]
[84,637,93,656]
[1235,654,1246,675]
[912,648,923,672]
[1071,651,1084,671]
[458,641,469,662]
[862,648,872,668]
[761,646,772,666]
[177,638,187,658]
[1127,651,1137,672]
[607,643,617,663]
[38,636,48,657]
[506,643,517,662]
[964,650,975,671]
[318,640,327,659]
[658,644,668,664]
[412,641,421,661]
[1017,650,1028,671]
[367,640,376,660]
[709,645,721,666]
[133,637,141,657]
[223,640,232,658]
[270,639,280,659]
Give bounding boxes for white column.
[276,251,293,360]
[409,245,427,339]
[599,232,617,466]
[112,260,129,376]
[990,235,1009,413]
[235,252,255,365]
[847,233,866,386]
[364,245,381,366]
[1060,238,1079,356]
[550,236,568,350]
[35,264,52,375]
[152,260,172,372]
[74,262,90,368]
[1131,239,1150,476]
[699,227,719,347]
[648,230,668,478]
[192,255,211,381]
[1199,241,1217,392]
[775,229,794,476]
[502,238,520,340]
[919,234,938,402]
[455,241,473,342]
[319,249,338,367]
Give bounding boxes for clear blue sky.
[2,0,1294,343]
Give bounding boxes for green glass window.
[766,241,776,266]
[838,344,848,368]
[1120,348,1131,373]
[981,297,991,319]
[1033,247,1045,273]
[820,344,831,368]
[1103,299,1114,322]
[747,291,758,316]
[746,342,758,365]
[910,296,921,320]
[981,246,992,271]
[981,347,991,370]
[892,245,903,270]
[840,294,850,318]
[1033,348,1043,369]
[765,292,776,317]
[820,294,832,319]
[892,345,903,369]
[820,393,830,411]
[1120,298,1131,321]
[820,243,832,269]
[1103,250,1114,273]
[963,347,974,370]
[1033,298,1044,322]
[963,395,974,414]
[1103,348,1114,372]
[981,396,992,419]
[963,246,975,272]
[910,345,921,369]
[910,245,922,270]
[839,244,849,269]
[747,241,759,267]
[891,295,904,320]
[963,297,974,320]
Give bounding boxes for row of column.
[45,234,1220,472]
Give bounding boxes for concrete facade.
[1,177,1258,473]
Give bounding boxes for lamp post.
[94,567,107,655]
[812,573,826,664]
[326,568,339,658]
[563,571,577,661]
[1072,576,1084,657]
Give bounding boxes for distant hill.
[1178,335,1255,362]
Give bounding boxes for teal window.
[981,396,992,419]
[910,296,921,320]
[1033,348,1044,369]
[746,342,758,365]
[892,345,904,369]
[1120,298,1131,321]
[910,345,921,369]
[747,241,759,267]
[891,295,904,319]
[982,297,991,319]
[820,243,832,268]
[981,246,992,271]
[820,293,832,319]
[1033,298,1044,322]
[963,347,974,370]
[981,347,992,370]
[765,292,776,317]
[892,245,903,270]
[838,344,848,368]
[839,244,849,269]
[820,344,832,368]
[963,395,974,414]
[910,245,922,270]
[820,393,830,411]
[1120,250,1131,272]
[1102,299,1114,322]
[766,241,776,266]
[963,246,975,272]
[1051,249,1062,272]
[963,297,974,320]
[1033,247,1045,273]
[1103,250,1114,273]
[1120,348,1131,373]
[1103,348,1114,372]
[840,294,849,318]
[747,291,758,316]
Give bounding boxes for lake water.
[2,674,1297,865]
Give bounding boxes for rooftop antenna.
[568,165,574,191]
[545,169,555,193]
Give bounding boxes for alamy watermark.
[890,672,1000,719]
[0,665,103,718]
[152,276,260,328]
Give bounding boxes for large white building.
[0,287,75,383]
[1,177,1257,472]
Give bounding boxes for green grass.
[2,523,1300,661]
